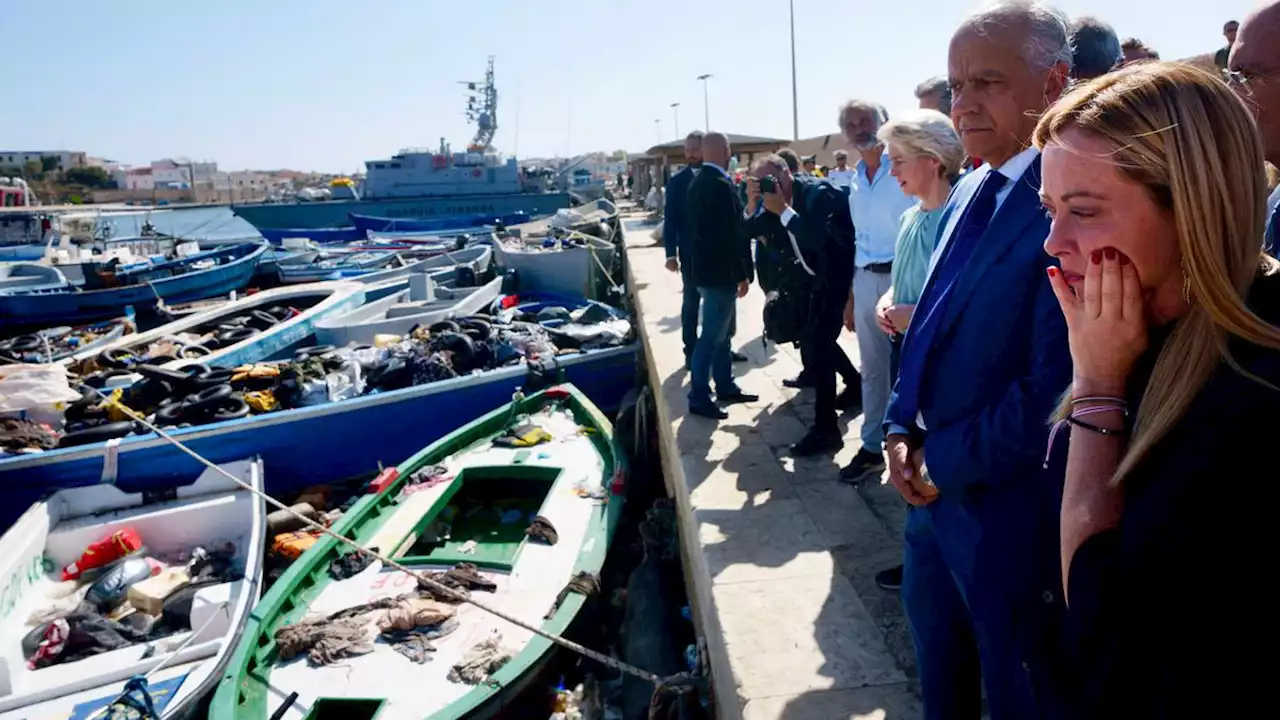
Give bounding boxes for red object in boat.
[544,386,571,400]
[610,468,626,495]
[500,295,520,309]
[368,467,399,494]
[61,528,143,581]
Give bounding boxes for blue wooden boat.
[0,242,269,326]
[256,226,366,245]
[349,211,532,234]
[0,342,637,528]
[276,249,401,284]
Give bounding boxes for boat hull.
[232,193,570,231]
[0,344,637,527]
[0,243,269,326]
[349,211,531,234]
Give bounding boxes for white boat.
[356,245,494,301]
[492,232,616,299]
[65,281,367,371]
[0,457,265,719]
[313,270,504,346]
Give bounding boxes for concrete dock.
[623,213,924,719]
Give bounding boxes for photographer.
[745,155,857,455]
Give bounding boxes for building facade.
[0,150,88,171]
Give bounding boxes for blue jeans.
[680,259,735,358]
[688,285,740,407]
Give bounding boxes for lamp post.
[789,0,799,140]
[671,102,681,139]
[696,73,712,129]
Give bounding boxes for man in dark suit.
[664,131,706,364]
[883,3,1074,717]
[683,132,758,420]
[744,155,858,453]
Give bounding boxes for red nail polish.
[1091,251,1102,264]
[1104,248,1116,260]
[1119,253,1130,266]
[1046,267,1058,278]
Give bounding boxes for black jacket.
[683,165,753,288]
[744,177,855,300]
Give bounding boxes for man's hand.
[843,292,856,332]
[885,303,915,334]
[744,177,762,215]
[875,290,895,335]
[736,280,750,298]
[665,257,679,273]
[885,435,936,506]
[762,190,787,216]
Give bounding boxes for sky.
[0,0,1257,173]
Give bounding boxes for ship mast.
[461,57,498,152]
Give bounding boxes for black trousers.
[799,294,860,433]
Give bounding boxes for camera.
[758,175,777,193]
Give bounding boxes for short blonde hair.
[876,109,964,177]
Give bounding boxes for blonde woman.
[1039,62,1280,715]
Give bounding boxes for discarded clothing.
[426,562,498,595]
[448,634,512,685]
[187,544,243,584]
[525,515,559,545]
[546,571,601,620]
[401,465,453,498]
[376,597,456,633]
[0,417,58,453]
[493,421,553,448]
[329,547,378,580]
[274,616,375,666]
[326,594,405,622]
[382,617,460,664]
[27,612,154,669]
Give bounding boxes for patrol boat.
[231,58,569,231]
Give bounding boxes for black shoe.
[839,448,886,484]
[688,403,728,420]
[790,428,843,457]
[835,386,862,411]
[875,564,903,591]
[730,350,749,363]
[782,373,814,389]
[718,391,759,405]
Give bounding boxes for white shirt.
[827,166,856,189]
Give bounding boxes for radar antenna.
[460,57,498,152]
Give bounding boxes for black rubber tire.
[216,327,259,346]
[456,317,492,341]
[155,402,187,426]
[58,421,135,448]
[428,320,460,335]
[294,344,336,361]
[157,395,181,408]
[179,363,211,377]
[211,397,251,422]
[186,383,233,411]
[431,331,476,371]
[250,310,279,329]
[82,368,133,388]
[9,335,41,352]
[178,344,211,359]
[145,354,177,366]
[98,347,138,369]
[191,368,236,388]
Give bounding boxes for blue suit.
[664,165,702,357]
[885,158,1073,719]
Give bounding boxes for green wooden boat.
[210,384,623,720]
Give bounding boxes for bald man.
[1230,2,1280,252]
[682,132,757,419]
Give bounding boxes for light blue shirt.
[849,150,916,268]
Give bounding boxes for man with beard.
[839,99,916,484]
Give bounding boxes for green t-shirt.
[890,204,944,305]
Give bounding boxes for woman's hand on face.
[1047,248,1148,394]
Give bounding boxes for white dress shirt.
[926,146,1040,277]
[827,166,856,189]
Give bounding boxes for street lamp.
[789,0,799,140]
[671,102,681,139]
[696,74,712,130]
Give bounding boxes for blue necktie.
[894,169,1009,425]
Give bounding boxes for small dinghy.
[351,245,492,300]
[0,457,265,719]
[276,250,401,285]
[0,264,67,293]
[313,269,504,346]
[211,385,621,720]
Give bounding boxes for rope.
[86,386,678,688]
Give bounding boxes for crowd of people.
[662,1,1277,717]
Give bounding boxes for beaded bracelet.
[1042,402,1130,468]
